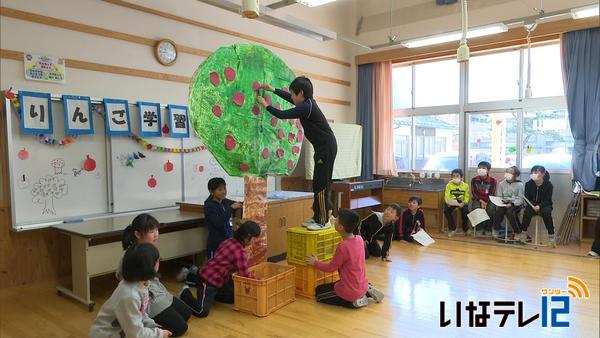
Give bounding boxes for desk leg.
[56,235,95,312]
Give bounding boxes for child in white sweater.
[90,243,172,338]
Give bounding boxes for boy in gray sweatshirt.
[492,166,524,240]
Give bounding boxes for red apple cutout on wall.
[164,160,174,172]
[162,124,170,135]
[148,175,157,188]
[83,155,96,172]
[18,148,29,160]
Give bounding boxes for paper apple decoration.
[162,124,170,135]
[83,155,96,172]
[148,175,157,188]
[18,148,29,160]
[164,160,174,172]
[188,44,302,177]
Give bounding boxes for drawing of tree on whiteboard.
[31,175,68,214]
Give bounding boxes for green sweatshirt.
[445,181,470,204]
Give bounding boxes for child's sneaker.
[447,230,456,238]
[352,295,369,308]
[587,250,599,258]
[520,231,528,244]
[307,222,332,231]
[176,267,189,282]
[491,229,499,238]
[366,284,384,303]
[548,235,556,248]
[302,218,316,228]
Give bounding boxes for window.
[414,114,459,171]
[525,44,565,98]
[392,65,412,109]
[393,117,412,171]
[393,114,459,172]
[522,109,573,170]
[415,59,459,107]
[468,50,520,103]
[468,112,518,168]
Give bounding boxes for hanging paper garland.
[129,133,205,153]
[35,134,78,146]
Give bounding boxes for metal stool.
[526,215,547,247]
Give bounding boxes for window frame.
[391,40,571,174]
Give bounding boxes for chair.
[525,215,547,247]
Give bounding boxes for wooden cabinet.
[383,188,445,228]
[266,197,312,260]
[580,194,600,241]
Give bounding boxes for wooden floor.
[1,238,598,338]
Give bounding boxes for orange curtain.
[373,61,396,176]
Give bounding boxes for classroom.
[0,0,599,337]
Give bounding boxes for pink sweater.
[314,235,368,301]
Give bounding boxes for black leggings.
[312,144,337,225]
[152,297,191,337]
[522,206,554,235]
[315,282,357,309]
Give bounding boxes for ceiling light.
[571,4,599,19]
[401,23,508,48]
[296,0,336,7]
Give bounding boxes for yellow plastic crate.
[232,262,296,317]
[289,262,339,298]
[286,226,342,265]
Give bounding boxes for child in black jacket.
[396,196,426,242]
[522,165,555,247]
[357,204,402,261]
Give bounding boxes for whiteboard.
[5,94,252,230]
[111,105,184,213]
[182,135,244,202]
[305,123,362,179]
[7,99,109,225]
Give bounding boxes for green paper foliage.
[189,44,301,178]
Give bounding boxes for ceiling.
[203,0,597,50]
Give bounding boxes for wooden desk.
[52,209,205,311]
[332,180,385,211]
[178,191,314,261]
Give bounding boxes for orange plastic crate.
[286,226,342,266]
[289,262,339,298]
[232,262,296,317]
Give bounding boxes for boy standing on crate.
[258,77,337,231]
[306,209,384,308]
[178,221,260,317]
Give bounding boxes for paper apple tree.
[189,44,303,265]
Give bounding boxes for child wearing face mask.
[470,161,497,235]
[492,166,524,241]
[522,165,555,247]
[444,169,471,237]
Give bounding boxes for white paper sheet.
[467,208,490,227]
[489,196,508,207]
[412,228,435,246]
[446,199,461,207]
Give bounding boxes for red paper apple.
[83,155,96,172]
[164,160,174,172]
[148,175,157,188]
[162,124,170,134]
[18,148,29,160]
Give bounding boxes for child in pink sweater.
[306,208,384,308]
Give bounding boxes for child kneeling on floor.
[306,208,384,308]
[178,221,261,317]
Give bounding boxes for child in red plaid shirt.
[178,221,260,317]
